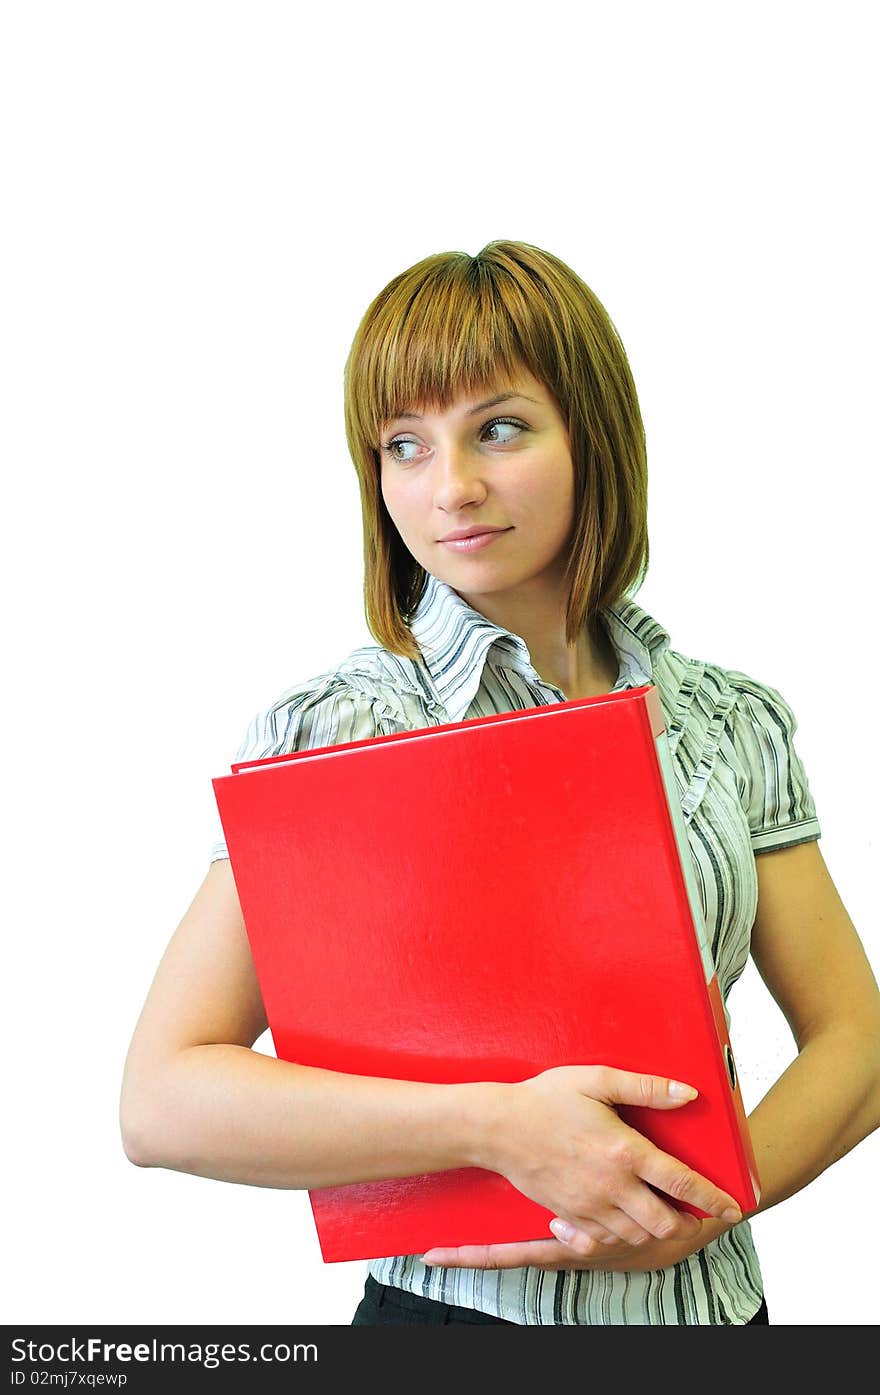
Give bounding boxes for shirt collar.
[409,571,671,723]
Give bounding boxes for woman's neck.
[454,575,619,700]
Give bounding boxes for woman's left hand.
[420,1216,726,1273]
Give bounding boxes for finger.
[605,1180,705,1241]
[421,1238,568,1270]
[638,1150,743,1224]
[582,1065,700,1110]
[592,1207,653,1247]
[550,1217,620,1246]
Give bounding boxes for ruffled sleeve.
[726,671,822,854]
[208,674,386,863]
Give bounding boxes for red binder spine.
[705,974,761,1207]
[646,686,760,1212]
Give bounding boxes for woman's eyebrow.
[387,391,541,424]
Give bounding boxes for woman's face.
[379,364,577,608]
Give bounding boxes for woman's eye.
[383,438,419,463]
[381,416,525,463]
[482,417,523,444]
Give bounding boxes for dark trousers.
[352,1273,769,1325]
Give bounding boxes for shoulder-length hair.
[343,239,649,661]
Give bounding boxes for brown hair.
[343,239,649,661]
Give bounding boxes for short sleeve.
[727,672,822,854]
[208,676,385,863]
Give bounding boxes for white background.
[2,0,877,1327]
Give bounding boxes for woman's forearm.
[744,1023,880,1216]
[122,1023,880,1208]
[121,1044,493,1189]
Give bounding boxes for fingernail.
[669,1081,698,1100]
[550,1219,575,1243]
[722,1208,742,1224]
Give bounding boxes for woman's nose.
[431,443,489,511]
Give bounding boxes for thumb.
[578,1065,699,1110]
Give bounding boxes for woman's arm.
[119,861,739,1240]
[737,839,880,1213]
[119,860,489,1188]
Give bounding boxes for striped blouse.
[209,571,822,1325]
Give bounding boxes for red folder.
[212,685,760,1263]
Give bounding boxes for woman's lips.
[439,528,512,552]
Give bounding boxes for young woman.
[120,240,880,1326]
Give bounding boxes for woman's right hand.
[482,1064,743,1248]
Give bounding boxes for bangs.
[347,254,554,447]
